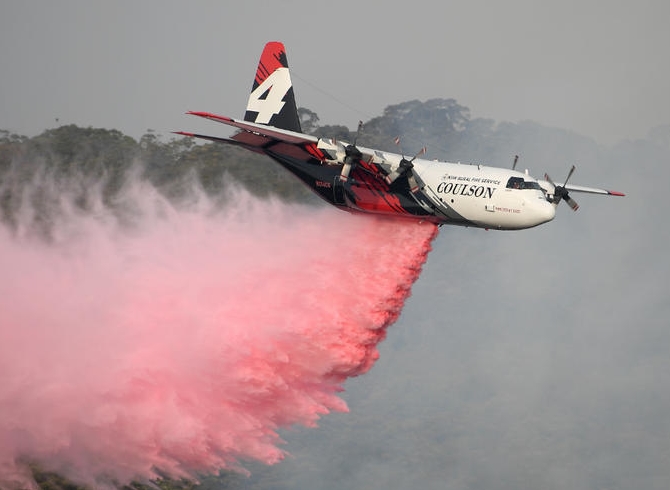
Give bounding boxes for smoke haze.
[239,135,670,490]
[0,181,437,488]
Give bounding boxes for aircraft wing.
[563,183,625,196]
[175,111,329,163]
[538,179,625,197]
[177,111,381,167]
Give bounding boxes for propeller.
[385,137,426,192]
[512,154,519,170]
[339,121,363,182]
[544,165,580,211]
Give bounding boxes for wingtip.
[172,131,194,137]
[186,110,212,117]
[186,111,233,122]
[609,191,626,196]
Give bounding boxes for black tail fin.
[243,41,302,133]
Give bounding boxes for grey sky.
[1,1,669,145]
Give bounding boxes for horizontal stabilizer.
[171,131,264,153]
[186,111,317,145]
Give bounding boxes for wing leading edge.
[564,184,625,196]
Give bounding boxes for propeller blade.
[389,137,424,190]
[340,142,362,182]
[563,165,576,187]
[393,136,405,159]
[544,173,556,188]
[411,147,427,162]
[339,162,353,182]
[513,155,519,170]
[544,173,561,203]
[384,169,402,185]
[407,172,421,193]
[564,194,580,211]
[385,156,414,185]
[545,166,580,210]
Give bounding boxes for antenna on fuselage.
[352,120,363,146]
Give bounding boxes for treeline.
[0,123,327,240]
[5,96,661,237]
[0,124,318,220]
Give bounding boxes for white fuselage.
[415,159,556,229]
[352,145,557,230]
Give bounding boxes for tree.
[297,107,320,134]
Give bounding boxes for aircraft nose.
[536,200,556,224]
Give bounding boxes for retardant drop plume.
[0,183,437,488]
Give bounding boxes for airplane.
[176,41,624,230]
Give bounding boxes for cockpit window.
[506,177,541,190]
[523,181,542,190]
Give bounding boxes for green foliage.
[28,462,258,490]
[27,466,266,490]
[29,125,138,180]
[310,124,352,142]
[359,98,471,155]
[297,107,320,134]
[30,466,84,490]
[0,124,321,236]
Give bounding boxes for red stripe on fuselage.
[357,160,407,213]
[304,142,326,161]
[349,167,409,215]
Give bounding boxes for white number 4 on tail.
[246,68,292,124]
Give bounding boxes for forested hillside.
[0,124,319,236]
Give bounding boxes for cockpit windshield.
[506,177,542,190]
